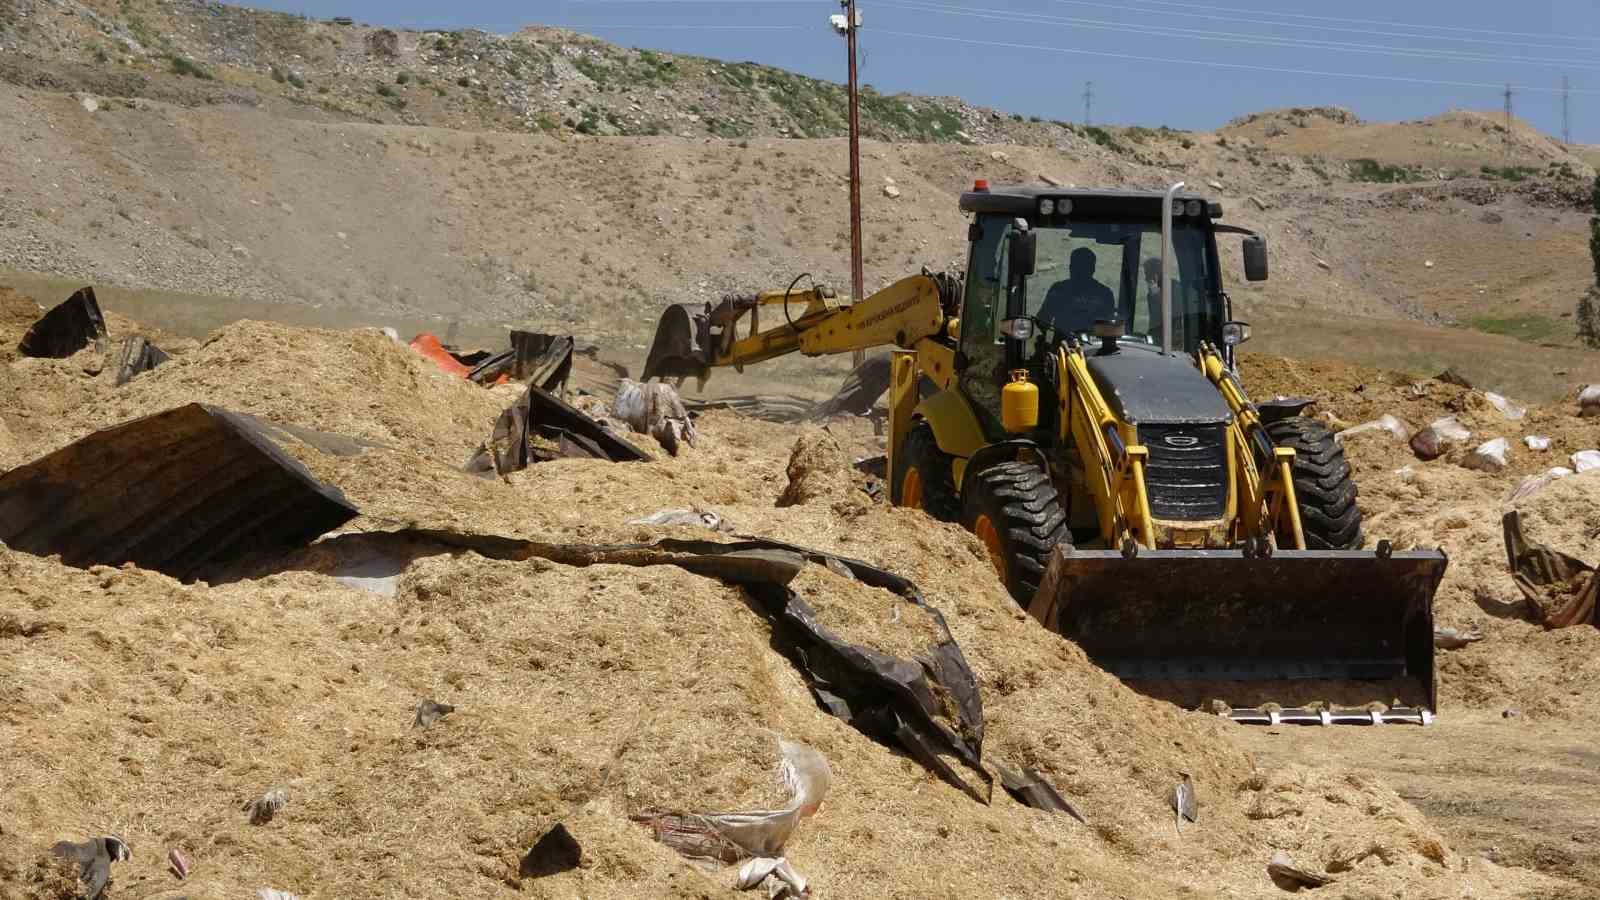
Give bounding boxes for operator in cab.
[1038,247,1116,337]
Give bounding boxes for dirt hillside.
[1,291,1589,898]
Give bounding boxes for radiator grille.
[1139,423,1228,521]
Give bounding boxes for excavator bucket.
[642,303,711,383]
[1027,547,1448,725]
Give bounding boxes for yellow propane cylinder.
[1001,369,1038,433]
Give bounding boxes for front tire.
[961,461,1069,603]
[1266,416,1362,550]
[891,422,959,522]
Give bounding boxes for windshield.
[1026,218,1214,346]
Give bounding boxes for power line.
[880,1,1600,71]
[875,28,1600,95]
[1046,0,1600,52]
[1109,0,1600,45]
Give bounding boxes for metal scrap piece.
[992,760,1086,823]
[1267,851,1334,890]
[1504,510,1598,629]
[414,699,455,728]
[519,824,582,878]
[114,335,170,385]
[18,286,106,358]
[469,384,650,475]
[0,404,359,581]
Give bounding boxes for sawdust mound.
[0,324,1571,898]
[1242,353,1600,719]
[775,427,858,508]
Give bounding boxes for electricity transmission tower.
[1083,81,1094,127]
[1502,83,1513,157]
[1562,76,1571,145]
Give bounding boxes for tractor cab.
[954,183,1266,439]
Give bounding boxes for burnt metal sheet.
[1504,510,1597,629]
[0,404,358,581]
[471,384,650,475]
[18,286,107,358]
[114,335,170,386]
[1029,547,1446,714]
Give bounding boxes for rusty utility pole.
[843,0,865,367]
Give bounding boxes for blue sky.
[251,0,1600,142]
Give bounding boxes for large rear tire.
[1266,416,1363,550]
[891,422,959,522]
[961,461,1069,603]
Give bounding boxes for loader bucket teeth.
[642,303,709,383]
[1027,547,1447,721]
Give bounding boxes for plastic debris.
[1267,851,1334,890]
[1578,384,1600,417]
[634,739,831,864]
[167,847,191,880]
[1335,414,1412,444]
[245,787,288,825]
[993,760,1086,823]
[1483,391,1526,421]
[1409,416,1471,461]
[18,286,106,358]
[1524,435,1551,451]
[614,379,697,455]
[1508,467,1573,503]
[1433,626,1483,650]
[1463,437,1510,472]
[1571,450,1600,474]
[49,835,129,900]
[736,856,810,897]
[519,824,582,878]
[627,508,729,531]
[257,889,302,900]
[414,699,455,728]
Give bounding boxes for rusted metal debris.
[468,385,650,475]
[0,404,358,581]
[1503,510,1597,629]
[467,330,573,389]
[397,529,992,804]
[114,335,170,386]
[18,286,106,358]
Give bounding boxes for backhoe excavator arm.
[642,274,952,383]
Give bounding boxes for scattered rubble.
[1335,414,1411,443]
[1578,384,1600,417]
[48,835,129,900]
[413,699,455,728]
[468,384,650,475]
[627,507,730,531]
[1507,467,1572,502]
[1483,391,1526,421]
[1433,626,1484,650]
[246,788,289,826]
[1524,435,1551,451]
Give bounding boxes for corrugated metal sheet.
[0,404,359,581]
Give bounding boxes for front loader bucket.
[1027,548,1448,724]
[642,303,710,383]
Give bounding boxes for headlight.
[1038,198,1055,216]
[1222,321,1252,346]
[1172,199,1185,216]
[1056,197,1072,215]
[1185,199,1203,217]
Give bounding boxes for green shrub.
[168,55,214,80]
[1348,158,1419,183]
[396,71,410,84]
[376,84,396,97]
[457,76,472,88]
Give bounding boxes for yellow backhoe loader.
[644,181,1447,725]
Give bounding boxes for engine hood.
[1083,343,1232,426]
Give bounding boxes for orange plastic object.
[409,332,473,379]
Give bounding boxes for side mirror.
[1008,229,1037,287]
[1242,234,1268,282]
